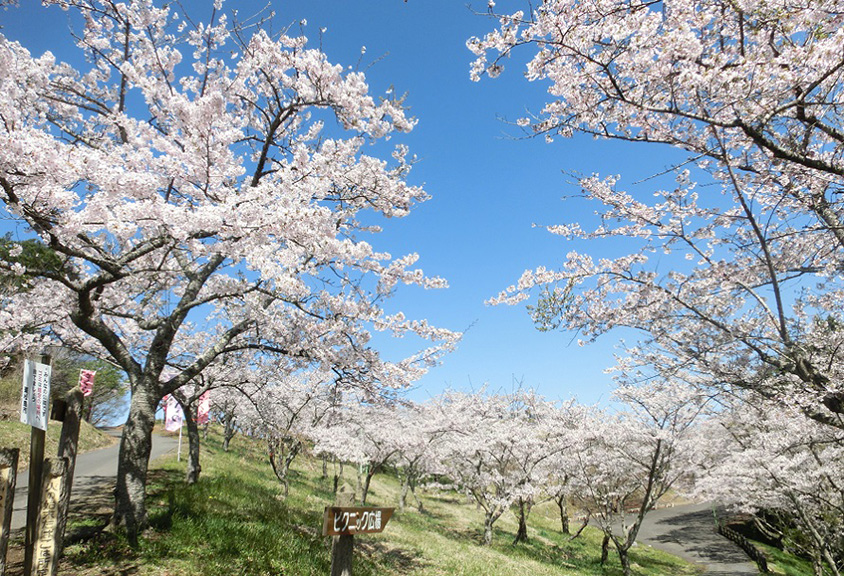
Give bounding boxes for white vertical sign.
[164,395,183,432]
[20,359,51,431]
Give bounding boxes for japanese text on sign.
[20,360,51,431]
[322,507,394,536]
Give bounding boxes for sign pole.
[177,422,182,462]
[0,448,19,576]
[330,534,354,576]
[29,457,68,576]
[23,354,51,576]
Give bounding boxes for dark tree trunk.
[172,391,202,485]
[617,545,632,576]
[513,498,530,544]
[222,413,236,452]
[83,395,94,423]
[556,494,570,534]
[600,534,610,565]
[333,460,343,494]
[112,385,158,545]
[360,470,374,506]
[184,404,201,485]
[568,512,590,540]
[399,476,408,511]
[268,438,301,498]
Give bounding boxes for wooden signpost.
[20,356,51,576]
[30,458,68,576]
[323,507,394,576]
[0,448,19,576]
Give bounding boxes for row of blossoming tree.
[211,370,844,576]
[2,0,844,573]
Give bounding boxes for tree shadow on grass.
[358,540,429,574]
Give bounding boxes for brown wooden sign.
[322,507,394,537]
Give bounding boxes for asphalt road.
[10,429,180,531]
[636,502,758,574]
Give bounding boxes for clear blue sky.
[1,1,684,405]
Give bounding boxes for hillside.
[54,429,702,576]
[0,371,116,466]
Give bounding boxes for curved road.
[10,430,180,531]
[637,502,758,574]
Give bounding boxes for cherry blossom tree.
[570,382,705,576]
[391,401,451,512]
[313,401,403,505]
[236,365,337,498]
[208,380,245,452]
[534,400,585,536]
[473,0,844,430]
[693,398,844,576]
[432,389,560,545]
[0,0,457,540]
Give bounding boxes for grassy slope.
[61,429,705,576]
[0,418,116,467]
[0,371,115,466]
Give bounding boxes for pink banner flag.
[164,395,183,432]
[78,369,96,397]
[197,391,211,425]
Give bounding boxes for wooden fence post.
[0,448,19,576]
[30,457,68,576]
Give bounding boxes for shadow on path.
[637,503,757,574]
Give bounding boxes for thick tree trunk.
[113,386,157,545]
[184,404,201,485]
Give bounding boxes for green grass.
[0,371,116,467]
[753,542,815,576]
[59,428,706,576]
[0,417,115,468]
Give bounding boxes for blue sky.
[1,1,685,405]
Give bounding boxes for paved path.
[637,502,758,574]
[10,429,180,531]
